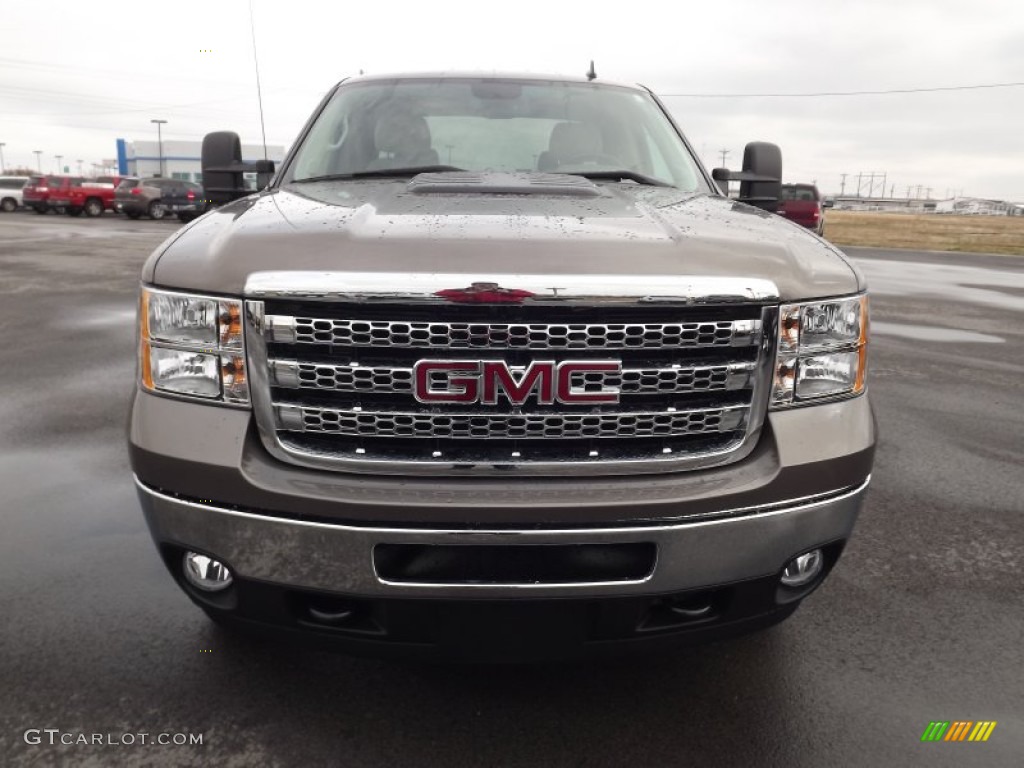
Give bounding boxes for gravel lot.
[1,213,1021,767]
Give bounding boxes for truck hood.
[147,178,862,300]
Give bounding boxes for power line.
[660,80,1024,98]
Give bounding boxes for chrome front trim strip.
[245,271,780,305]
[136,475,869,597]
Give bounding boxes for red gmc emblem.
[413,360,621,405]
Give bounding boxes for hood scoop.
[408,171,603,197]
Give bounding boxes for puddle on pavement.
[853,258,1024,312]
[872,321,1004,344]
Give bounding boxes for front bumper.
[138,477,865,658]
[131,385,873,656]
[138,476,867,599]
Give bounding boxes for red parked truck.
[52,177,129,217]
[777,183,824,236]
[21,175,74,213]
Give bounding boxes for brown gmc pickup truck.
[129,73,875,661]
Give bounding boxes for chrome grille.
[267,315,758,350]
[244,272,779,476]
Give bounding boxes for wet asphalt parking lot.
[1,213,1021,767]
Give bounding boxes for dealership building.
[115,139,286,183]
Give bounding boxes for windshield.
[285,78,706,190]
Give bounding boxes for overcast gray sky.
[2,0,1022,199]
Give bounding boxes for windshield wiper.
[560,170,673,187]
[291,166,465,183]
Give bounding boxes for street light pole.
[55,154,63,174]
[150,119,167,177]
[33,150,43,173]
[0,142,6,173]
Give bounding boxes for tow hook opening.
[639,588,732,632]
[290,593,385,636]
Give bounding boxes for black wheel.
[0,198,16,213]
[126,211,141,220]
[148,201,167,220]
[66,207,83,217]
[84,198,104,217]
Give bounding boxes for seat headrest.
[548,122,602,157]
[375,113,431,154]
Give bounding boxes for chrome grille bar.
[274,404,749,439]
[265,315,761,350]
[269,359,756,395]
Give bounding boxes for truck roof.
[338,71,650,92]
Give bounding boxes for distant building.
[933,197,1022,216]
[830,196,936,213]
[115,139,286,187]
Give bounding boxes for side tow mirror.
[739,142,782,212]
[712,142,783,212]
[201,132,276,204]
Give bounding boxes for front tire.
[148,201,167,220]
[0,198,16,213]
[84,198,104,217]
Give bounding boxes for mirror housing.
[255,159,276,191]
[201,131,276,205]
[711,167,731,195]
[711,142,783,212]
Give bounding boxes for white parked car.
[0,176,30,212]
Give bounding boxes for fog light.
[780,549,823,588]
[183,551,233,592]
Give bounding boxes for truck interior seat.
[367,114,439,170]
[537,121,604,171]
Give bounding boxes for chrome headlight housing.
[139,287,249,405]
[771,294,868,408]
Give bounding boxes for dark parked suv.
[130,73,874,661]
[115,178,206,222]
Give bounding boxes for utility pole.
[856,173,862,197]
[880,173,887,199]
[925,187,932,200]
[719,149,730,167]
[55,154,63,174]
[33,150,43,172]
[0,142,5,173]
[906,186,911,199]
[890,184,895,198]
[77,159,83,176]
[839,173,847,196]
[150,119,167,177]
